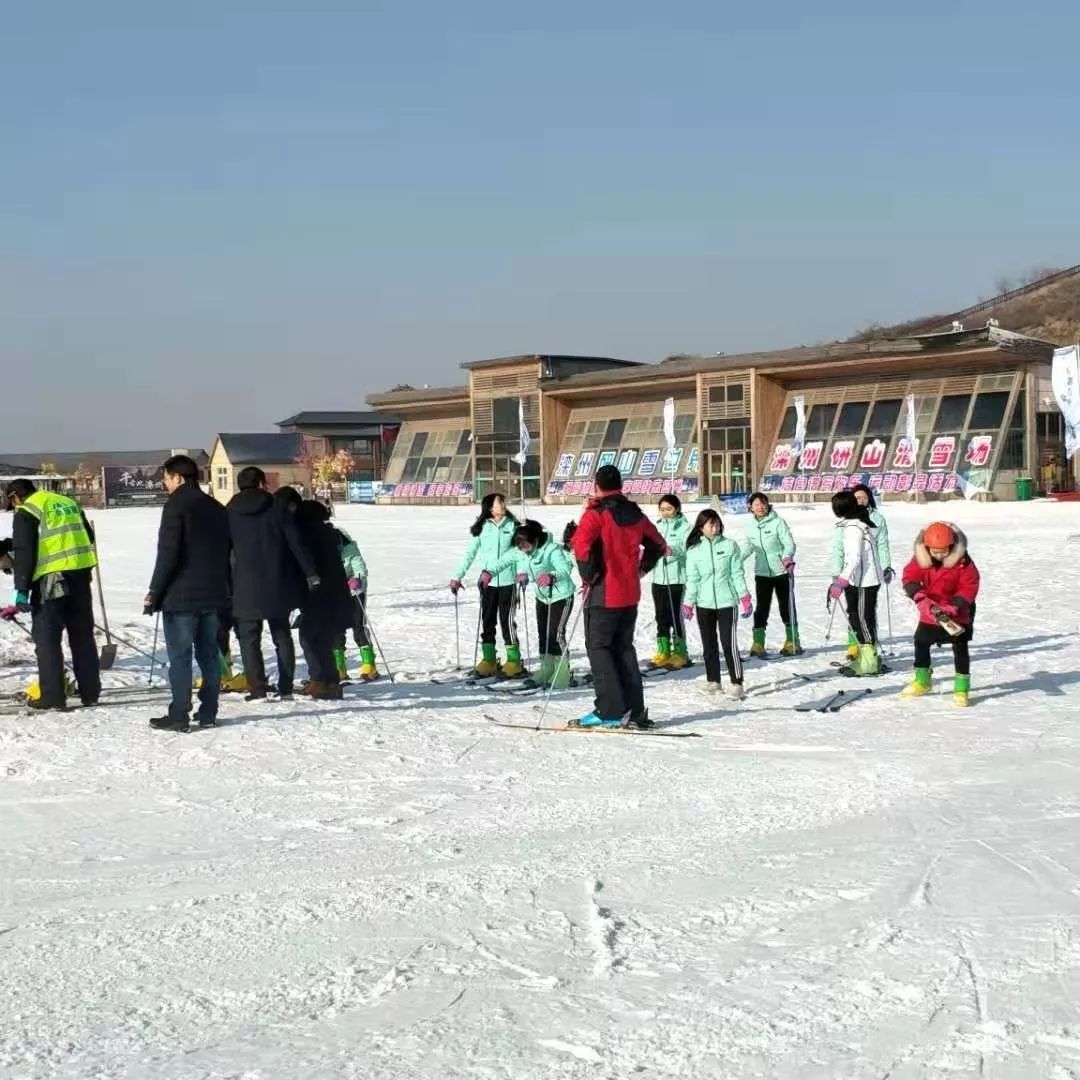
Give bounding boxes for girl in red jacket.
[900,521,980,706]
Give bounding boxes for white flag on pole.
[662,397,677,452]
[512,398,530,466]
[1052,345,1080,460]
[901,393,918,463]
[792,395,807,456]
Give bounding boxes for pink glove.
[664,545,674,557]
[782,557,795,574]
[516,572,528,587]
[739,595,753,619]
[916,596,937,623]
[347,577,362,596]
[449,578,463,594]
[536,573,555,588]
[681,603,695,622]
[0,605,17,621]
[828,577,849,600]
[478,571,492,588]
[936,600,959,617]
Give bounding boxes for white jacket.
[836,519,881,588]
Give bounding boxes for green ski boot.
[475,642,498,677]
[780,625,803,656]
[749,627,767,658]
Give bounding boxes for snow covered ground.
[3,497,1080,1079]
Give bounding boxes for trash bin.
[1015,476,1034,501]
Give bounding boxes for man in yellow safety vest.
[2,479,101,710]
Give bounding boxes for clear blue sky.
[3,0,1078,452]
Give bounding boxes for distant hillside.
[852,264,1080,346]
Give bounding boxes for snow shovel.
[91,555,118,669]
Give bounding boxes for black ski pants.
[652,584,686,640]
[844,585,879,646]
[31,570,100,707]
[537,597,572,656]
[697,606,743,686]
[480,584,518,648]
[754,574,793,630]
[300,623,339,686]
[913,621,972,675]
[236,616,296,696]
[584,604,644,720]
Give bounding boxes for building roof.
[276,410,400,428]
[460,353,641,372]
[0,449,209,472]
[215,432,304,465]
[366,384,470,407]
[539,325,1056,394]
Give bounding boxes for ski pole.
[884,579,895,657]
[824,593,839,643]
[355,594,395,682]
[519,583,531,672]
[472,583,483,674]
[663,558,682,657]
[454,590,461,670]
[536,586,589,730]
[148,612,161,687]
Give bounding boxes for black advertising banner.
[102,466,167,507]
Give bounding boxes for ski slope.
[2,498,1080,1079]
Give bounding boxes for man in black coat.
[144,455,231,732]
[227,466,318,700]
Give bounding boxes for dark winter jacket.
[571,490,666,609]
[901,525,980,627]
[147,482,231,614]
[296,518,354,633]
[227,488,316,620]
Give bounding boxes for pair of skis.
[794,687,874,713]
[484,714,701,738]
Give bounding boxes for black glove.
[143,592,156,616]
[306,575,321,592]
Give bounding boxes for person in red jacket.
[570,465,666,729]
[900,521,980,707]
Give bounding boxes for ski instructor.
[570,464,666,729]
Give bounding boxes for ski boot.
[222,671,249,694]
[474,643,499,677]
[574,711,623,729]
[780,625,804,657]
[900,667,932,698]
[549,654,572,689]
[845,631,859,662]
[359,645,378,682]
[667,637,691,669]
[333,646,349,683]
[500,643,525,679]
[309,681,344,702]
[535,654,556,687]
[625,709,653,730]
[953,674,970,708]
[749,627,767,658]
[25,675,78,702]
[853,644,880,677]
[651,635,672,668]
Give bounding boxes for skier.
[682,509,752,698]
[479,519,576,688]
[292,498,353,701]
[450,493,523,677]
[332,524,378,682]
[649,494,693,670]
[900,521,980,706]
[830,483,895,661]
[828,489,882,676]
[743,492,800,657]
[570,464,666,728]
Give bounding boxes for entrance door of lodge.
[704,420,752,497]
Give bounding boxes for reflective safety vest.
[18,490,97,582]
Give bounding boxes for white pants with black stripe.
[697,606,742,686]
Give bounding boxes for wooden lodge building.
[366,327,1065,505]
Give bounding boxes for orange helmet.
[923,521,955,549]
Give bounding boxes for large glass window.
[778,406,797,439]
[603,419,627,447]
[865,399,901,436]
[384,423,474,492]
[934,394,971,431]
[806,403,837,439]
[999,391,1026,470]
[968,392,1009,431]
[835,401,870,437]
[456,430,473,456]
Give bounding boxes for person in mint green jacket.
[482,519,576,688]
[682,509,753,699]
[647,494,694,670]
[330,525,377,682]
[449,493,522,676]
[837,484,894,661]
[743,492,800,658]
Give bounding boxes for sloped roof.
[216,433,303,465]
[0,449,209,471]
[276,410,399,427]
[460,353,639,372]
